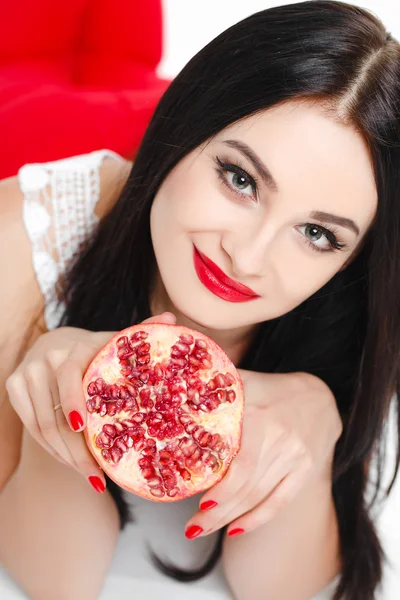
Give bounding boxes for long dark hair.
[58,2,400,598]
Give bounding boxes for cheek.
[270,241,346,312]
[153,169,229,233]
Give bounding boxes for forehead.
[213,101,378,234]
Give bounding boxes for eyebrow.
[222,139,279,193]
[222,139,360,237]
[309,211,360,236]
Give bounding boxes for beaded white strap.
[19,150,123,329]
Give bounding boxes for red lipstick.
[193,246,260,303]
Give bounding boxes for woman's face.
[150,101,377,332]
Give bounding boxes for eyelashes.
[214,156,258,200]
[213,155,348,254]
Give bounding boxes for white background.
[159,0,400,78]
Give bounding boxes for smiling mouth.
[193,246,260,303]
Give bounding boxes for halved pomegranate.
[83,324,244,502]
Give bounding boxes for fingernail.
[185,525,204,539]
[200,500,218,511]
[68,410,84,431]
[88,476,106,493]
[228,528,245,537]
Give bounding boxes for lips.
[193,246,260,303]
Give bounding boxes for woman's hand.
[5,312,176,492]
[184,370,342,539]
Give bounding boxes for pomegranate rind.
[83,323,244,502]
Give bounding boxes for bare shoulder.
[0,173,45,375]
[95,156,132,219]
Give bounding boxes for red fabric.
[0,0,170,178]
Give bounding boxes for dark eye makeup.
[213,155,348,254]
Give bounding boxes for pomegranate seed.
[142,468,157,480]
[226,390,236,402]
[208,433,221,448]
[96,432,112,448]
[101,449,112,462]
[103,424,117,438]
[95,378,105,393]
[86,400,96,413]
[87,382,97,396]
[216,390,226,403]
[132,413,145,423]
[199,432,210,447]
[214,374,226,388]
[106,402,117,416]
[139,372,150,383]
[116,439,128,453]
[179,468,191,481]
[124,398,139,411]
[114,422,126,434]
[93,396,102,410]
[118,348,134,359]
[170,357,187,368]
[159,451,172,464]
[167,488,180,497]
[224,373,235,386]
[130,331,148,343]
[188,356,201,368]
[116,336,129,348]
[195,339,207,349]
[179,413,192,424]
[100,403,107,417]
[179,333,194,345]
[136,342,150,355]
[202,358,212,369]
[137,354,151,365]
[185,422,197,434]
[192,427,203,441]
[147,476,163,487]
[150,488,165,498]
[111,447,123,463]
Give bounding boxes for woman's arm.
[222,456,340,600]
[185,371,342,600]
[0,156,130,490]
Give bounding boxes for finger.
[142,312,177,325]
[25,361,78,467]
[186,446,293,539]
[226,467,308,536]
[5,372,69,465]
[196,434,287,522]
[53,409,107,492]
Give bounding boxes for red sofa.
[0,0,170,179]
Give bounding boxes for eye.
[225,170,254,196]
[214,157,258,201]
[296,224,346,253]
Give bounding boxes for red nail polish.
[68,410,84,431]
[228,528,245,537]
[185,525,204,539]
[200,500,218,511]
[88,476,105,493]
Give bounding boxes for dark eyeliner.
[214,156,258,198]
[300,224,347,253]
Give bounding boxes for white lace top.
[18,149,125,330]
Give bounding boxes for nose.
[221,223,276,279]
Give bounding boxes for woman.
[1,1,400,598]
